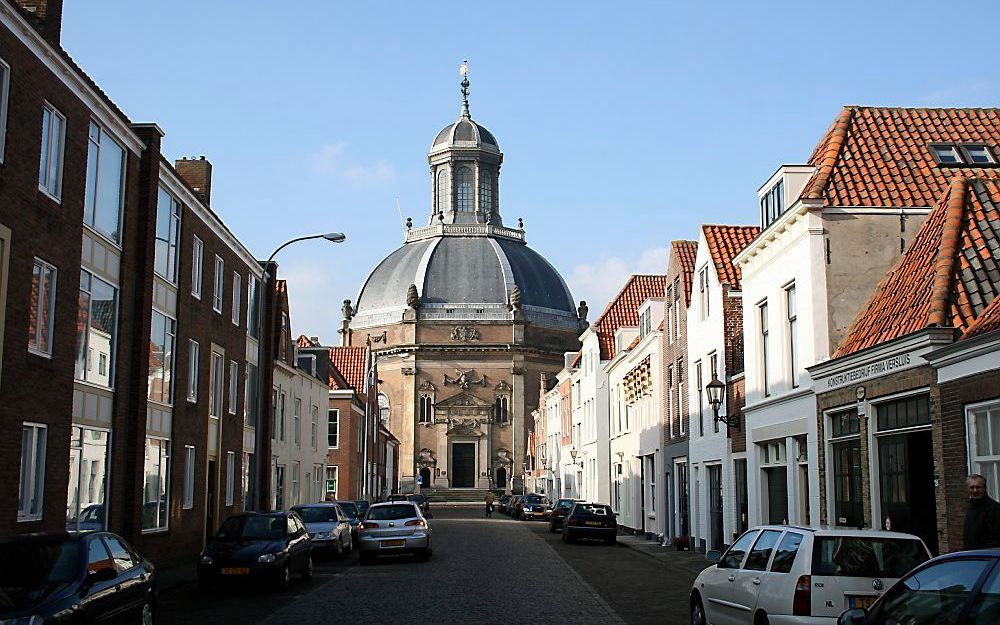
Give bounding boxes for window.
[103,535,136,574]
[744,529,782,571]
[148,310,176,404]
[278,392,286,441]
[968,563,1000,624]
[456,166,474,212]
[874,559,992,622]
[378,393,390,425]
[968,401,1000,500]
[639,309,651,338]
[699,266,710,318]
[191,236,203,298]
[141,438,169,531]
[83,122,126,243]
[876,394,930,431]
[28,258,57,356]
[648,457,656,513]
[182,445,195,509]
[759,301,770,396]
[710,353,719,433]
[326,465,339,499]
[672,277,681,341]
[760,179,786,228]
[830,409,863,527]
[66,426,110,531]
[213,256,224,313]
[328,410,339,448]
[75,270,118,387]
[18,423,47,520]
[964,145,996,165]
[310,405,318,449]
[419,395,434,424]
[666,364,675,437]
[291,461,300,505]
[154,187,181,282]
[931,143,998,166]
[187,340,199,402]
[279,313,290,361]
[293,398,302,446]
[495,395,509,424]
[245,363,258,426]
[39,103,66,200]
[786,284,798,388]
[479,171,492,213]
[225,451,235,507]
[247,275,260,339]
[228,360,238,415]
[770,532,804,573]
[0,57,9,163]
[719,530,759,569]
[677,358,686,435]
[932,144,962,164]
[209,351,223,418]
[231,272,241,325]
[274,464,285,510]
[696,361,704,436]
[436,168,450,213]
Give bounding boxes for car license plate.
[585,521,601,526]
[221,567,249,575]
[848,596,878,610]
[381,539,406,547]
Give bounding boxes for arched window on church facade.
[378,393,390,426]
[419,394,434,424]
[479,171,492,213]
[436,168,450,213]
[456,166,474,212]
[494,395,509,425]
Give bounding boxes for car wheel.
[277,563,291,591]
[563,531,574,544]
[333,538,344,558]
[140,601,154,625]
[691,596,706,625]
[343,535,353,554]
[754,612,770,625]
[301,555,314,581]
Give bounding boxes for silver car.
[291,503,353,557]
[357,502,432,564]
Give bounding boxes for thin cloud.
[311,142,394,185]
[567,247,669,317]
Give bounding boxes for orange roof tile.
[801,107,1000,207]
[327,346,367,391]
[591,274,667,360]
[702,225,760,289]
[963,297,1000,339]
[671,240,699,304]
[296,335,320,348]
[835,177,1000,356]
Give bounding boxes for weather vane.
[460,60,470,117]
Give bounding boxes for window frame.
[961,144,997,165]
[182,445,195,510]
[785,283,798,389]
[967,399,1000,500]
[225,451,235,507]
[38,102,66,201]
[141,437,170,532]
[148,308,177,405]
[187,339,199,402]
[17,422,47,521]
[759,300,771,397]
[75,269,119,388]
[231,272,241,325]
[326,465,339,499]
[293,397,302,446]
[212,255,224,314]
[191,235,203,299]
[228,360,238,415]
[328,409,340,449]
[154,186,181,283]
[83,122,126,245]
[28,258,57,357]
[0,56,9,164]
[209,350,223,419]
[699,265,710,319]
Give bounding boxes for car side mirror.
[838,608,868,625]
[86,567,116,586]
[705,550,721,564]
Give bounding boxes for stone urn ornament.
[407,283,420,309]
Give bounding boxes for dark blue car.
[198,511,313,591]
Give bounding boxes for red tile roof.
[327,346,367,391]
[671,240,699,304]
[835,177,1000,356]
[592,274,667,360]
[963,296,1000,339]
[801,107,1000,207]
[702,225,760,289]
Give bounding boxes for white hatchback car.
[690,526,931,625]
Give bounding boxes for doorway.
[419,467,432,490]
[878,430,938,553]
[206,460,216,539]
[765,466,788,524]
[451,443,476,488]
[495,466,507,489]
[708,465,723,550]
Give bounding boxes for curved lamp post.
[252,232,346,510]
[706,373,739,430]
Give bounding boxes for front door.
[766,466,788,524]
[452,443,476,488]
[496,466,507,489]
[419,467,432,490]
[879,430,938,553]
[708,465,724,551]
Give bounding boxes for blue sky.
[62,1,998,342]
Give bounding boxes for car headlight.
[199,554,214,565]
[257,553,276,563]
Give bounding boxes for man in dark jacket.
[964,474,1000,550]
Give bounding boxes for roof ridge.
[802,107,855,200]
[928,176,968,327]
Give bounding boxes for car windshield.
[557,499,578,508]
[337,502,359,518]
[523,495,544,505]
[294,507,337,523]
[812,536,930,578]
[367,505,417,521]
[355,501,370,513]
[217,515,286,540]
[0,539,80,587]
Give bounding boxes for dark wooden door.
[766,466,788,525]
[452,443,476,488]
[708,465,724,550]
[419,467,431,489]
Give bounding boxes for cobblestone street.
[157,507,706,624]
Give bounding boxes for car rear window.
[367,505,418,520]
[573,504,611,516]
[523,495,544,504]
[294,506,337,523]
[812,536,930,578]
[336,502,359,518]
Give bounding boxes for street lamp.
[251,232,346,510]
[706,372,739,430]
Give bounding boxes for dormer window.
[760,179,785,228]
[930,143,997,166]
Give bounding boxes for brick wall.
[325,395,363,500]
[661,248,690,455]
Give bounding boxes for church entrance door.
[419,467,432,490]
[452,443,476,488]
[496,467,507,489]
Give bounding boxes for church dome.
[431,118,499,151]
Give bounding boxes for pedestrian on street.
[963,474,1000,550]
[485,491,495,518]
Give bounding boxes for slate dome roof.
[431,117,499,151]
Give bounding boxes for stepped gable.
[591,274,667,360]
[801,106,1000,207]
[702,225,760,289]
[835,176,1000,356]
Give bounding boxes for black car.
[498,494,512,513]
[562,503,617,545]
[0,532,157,624]
[549,498,586,532]
[838,548,1000,625]
[334,500,363,541]
[353,500,371,517]
[198,511,313,591]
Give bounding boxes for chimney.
[174,156,212,206]
[15,0,63,46]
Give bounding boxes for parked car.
[358,502,432,565]
[506,496,522,516]
[354,500,371,517]
[66,503,106,532]
[198,511,313,591]
[407,493,432,516]
[562,503,617,544]
[386,494,408,503]
[837,548,1000,625]
[334,500,363,541]
[549,498,587,532]
[518,494,551,521]
[0,531,157,624]
[690,526,932,625]
[498,494,512,513]
[291,503,353,557]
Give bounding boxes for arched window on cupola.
[456,166,474,212]
[479,171,492,213]
[436,169,450,213]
